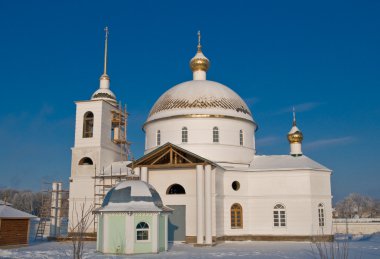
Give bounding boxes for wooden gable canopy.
[130,143,218,169]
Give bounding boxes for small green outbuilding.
[94,180,172,255]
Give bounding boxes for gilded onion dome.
[287,109,303,143]
[190,31,210,72]
[288,128,304,143]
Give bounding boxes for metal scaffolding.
[35,182,69,240]
[92,102,136,231]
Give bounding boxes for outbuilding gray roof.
[94,181,172,213]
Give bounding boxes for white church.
[68,29,333,245]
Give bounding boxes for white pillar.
[125,213,134,254]
[196,165,204,244]
[152,214,158,253]
[134,167,140,177]
[141,167,148,182]
[164,214,168,251]
[204,165,212,244]
[50,182,62,237]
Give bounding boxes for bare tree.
[311,226,350,259]
[70,200,94,259]
[335,193,376,218]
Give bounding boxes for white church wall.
[144,117,255,164]
[218,169,332,237]
[148,168,197,237]
[310,172,333,235]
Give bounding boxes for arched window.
[230,203,243,228]
[213,127,219,143]
[239,130,244,146]
[166,184,186,194]
[136,222,149,241]
[156,130,161,146]
[318,203,325,227]
[182,127,188,143]
[273,204,286,227]
[78,157,93,165]
[83,112,94,138]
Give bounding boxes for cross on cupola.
[190,31,210,80]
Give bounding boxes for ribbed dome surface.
[147,80,254,123]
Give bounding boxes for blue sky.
[0,1,379,202]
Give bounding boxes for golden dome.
[287,108,303,143]
[190,31,210,72]
[287,130,303,143]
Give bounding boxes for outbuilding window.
[83,112,94,138]
[213,127,219,143]
[318,203,325,227]
[156,130,161,146]
[182,127,188,143]
[273,204,286,227]
[136,222,149,241]
[230,203,243,228]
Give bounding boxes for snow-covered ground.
[1,235,380,259]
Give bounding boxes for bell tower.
[68,27,128,233]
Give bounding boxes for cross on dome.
[190,31,210,80]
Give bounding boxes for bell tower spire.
[91,26,117,105]
[102,26,109,79]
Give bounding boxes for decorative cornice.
[92,92,116,100]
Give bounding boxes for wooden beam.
[172,149,194,163]
[151,149,170,165]
[170,147,173,164]
[145,163,202,169]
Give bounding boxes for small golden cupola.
[190,31,210,80]
[287,108,303,156]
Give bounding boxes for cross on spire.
[197,30,202,52]
[292,106,297,126]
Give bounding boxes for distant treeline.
[0,189,69,217]
[334,193,380,218]
[1,188,379,219]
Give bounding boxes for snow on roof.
[95,180,173,213]
[101,161,132,176]
[0,205,36,219]
[0,200,12,206]
[249,155,330,171]
[146,80,254,124]
[95,201,172,213]
[114,181,152,196]
[220,155,330,171]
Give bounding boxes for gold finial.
[197,30,202,52]
[101,26,109,79]
[287,107,303,143]
[190,30,210,72]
